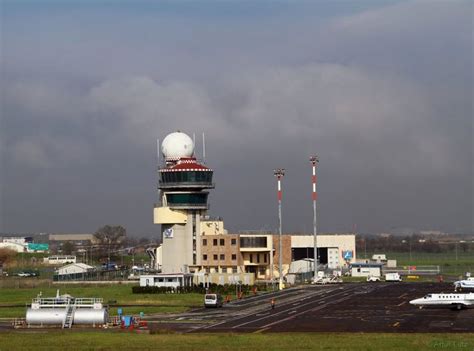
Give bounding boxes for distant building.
[0,242,26,253]
[350,263,383,278]
[56,263,95,276]
[44,256,77,265]
[48,234,97,243]
[372,254,387,262]
[140,273,194,289]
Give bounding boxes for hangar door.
[292,247,328,265]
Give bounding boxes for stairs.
[62,300,76,329]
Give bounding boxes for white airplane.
[410,292,474,310]
[454,277,474,291]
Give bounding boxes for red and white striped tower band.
[274,168,285,290]
[310,155,319,282]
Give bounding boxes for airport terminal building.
[151,131,356,284]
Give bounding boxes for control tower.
[154,131,214,273]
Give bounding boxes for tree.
[94,225,126,262]
[62,241,75,255]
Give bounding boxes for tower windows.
[220,239,225,246]
[203,239,207,246]
[213,239,218,246]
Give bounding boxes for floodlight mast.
[310,155,319,282]
[274,168,285,290]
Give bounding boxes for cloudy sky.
[1,0,472,237]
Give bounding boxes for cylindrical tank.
[26,308,67,325]
[26,308,108,325]
[74,309,108,325]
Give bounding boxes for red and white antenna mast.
[310,155,319,282]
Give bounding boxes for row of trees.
[60,225,154,263]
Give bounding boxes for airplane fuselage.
[410,292,474,310]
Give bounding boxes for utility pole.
[274,168,285,290]
[310,155,319,282]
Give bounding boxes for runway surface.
[148,282,474,333]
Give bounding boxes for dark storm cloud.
[1,1,472,235]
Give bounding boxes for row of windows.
[202,254,237,261]
[202,238,237,246]
[240,237,267,248]
[203,267,239,273]
[160,171,213,184]
[166,193,208,205]
[248,253,267,263]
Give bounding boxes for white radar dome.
[161,131,194,159]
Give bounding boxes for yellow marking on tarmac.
[397,301,407,307]
[393,322,400,327]
[253,327,270,334]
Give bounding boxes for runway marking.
[259,294,353,330]
[393,322,400,327]
[288,310,297,314]
[199,285,361,331]
[253,327,270,334]
[398,293,408,299]
[397,301,407,307]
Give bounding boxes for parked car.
[367,275,381,282]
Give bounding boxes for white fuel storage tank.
[26,308,107,325]
[26,308,67,325]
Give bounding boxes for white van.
[385,273,402,282]
[204,294,223,308]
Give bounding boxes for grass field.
[0,284,202,318]
[0,331,472,351]
[365,251,474,276]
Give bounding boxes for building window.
[257,254,260,263]
[213,239,218,246]
[203,254,207,260]
[220,254,225,261]
[264,254,267,263]
[213,254,218,260]
[231,238,237,245]
[232,267,238,273]
[250,254,253,263]
[240,236,267,248]
[203,239,207,246]
[232,254,237,260]
[220,239,225,246]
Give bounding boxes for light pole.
[274,168,285,290]
[310,155,319,282]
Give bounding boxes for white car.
[367,276,381,282]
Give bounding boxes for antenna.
[156,138,160,166]
[202,132,206,164]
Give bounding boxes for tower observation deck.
[159,158,214,209]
